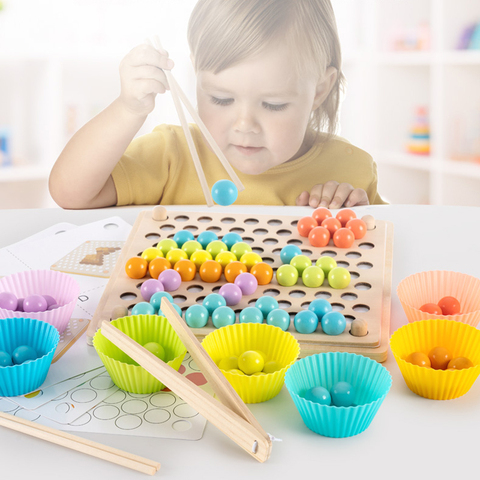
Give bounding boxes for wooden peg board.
[88,209,393,362]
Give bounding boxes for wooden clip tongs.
[100,298,273,463]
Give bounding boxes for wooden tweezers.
[101,298,273,463]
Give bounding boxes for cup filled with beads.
[390,318,480,400]
[0,270,80,333]
[0,317,60,397]
[201,322,300,403]
[397,270,480,327]
[93,314,187,394]
[284,352,392,437]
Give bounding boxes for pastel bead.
[158,269,182,291]
[234,272,258,295]
[294,310,319,334]
[219,283,243,306]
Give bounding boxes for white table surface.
[1,204,480,480]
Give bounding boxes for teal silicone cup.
[0,317,60,397]
[285,352,392,438]
[93,314,187,394]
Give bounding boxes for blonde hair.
[187,0,346,137]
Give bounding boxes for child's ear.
[312,66,337,111]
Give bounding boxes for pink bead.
[24,294,48,313]
[42,295,57,308]
[219,283,243,306]
[234,272,258,296]
[0,292,17,311]
[140,279,165,301]
[158,269,182,292]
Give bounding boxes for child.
[49,0,385,209]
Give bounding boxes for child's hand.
[118,44,174,117]
[296,181,369,209]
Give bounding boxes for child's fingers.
[345,188,369,207]
[328,183,354,209]
[295,191,310,206]
[124,44,174,70]
[136,78,167,97]
[130,65,170,90]
[315,181,339,208]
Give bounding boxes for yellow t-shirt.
[112,124,386,206]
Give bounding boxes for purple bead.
[47,304,60,310]
[42,295,57,308]
[140,278,165,301]
[234,272,258,296]
[0,291,18,311]
[158,269,182,292]
[16,298,25,312]
[24,294,48,313]
[219,283,243,306]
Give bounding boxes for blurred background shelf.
[0,0,479,208]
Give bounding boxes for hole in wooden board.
[300,301,311,309]
[248,298,258,306]
[174,216,189,222]
[196,296,206,304]
[263,238,279,245]
[350,271,360,279]
[167,233,174,239]
[287,239,302,246]
[221,217,236,224]
[341,293,358,301]
[301,249,312,256]
[121,292,137,301]
[359,243,374,249]
[253,228,268,235]
[212,286,221,293]
[267,219,282,226]
[187,285,204,293]
[198,216,212,223]
[264,288,280,296]
[207,226,222,233]
[337,261,350,268]
[272,248,282,255]
[357,262,373,270]
[243,237,254,244]
[184,225,198,232]
[252,246,264,254]
[160,224,175,231]
[346,251,362,259]
[320,250,337,257]
[173,295,187,303]
[146,233,161,241]
[355,282,372,290]
[277,229,292,236]
[245,218,259,225]
[345,315,356,321]
[315,291,332,299]
[331,303,345,311]
[353,304,370,312]
[278,300,292,308]
[263,257,275,264]
[290,220,298,227]
[230,227,245,234]
[289,290,306,298]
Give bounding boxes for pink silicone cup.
[0,270,80,333]
[397,271,480,327]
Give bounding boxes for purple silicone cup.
[158,269,181,292]
[219,283,243,306]
[234,272,258,296]
[0,270,80,334]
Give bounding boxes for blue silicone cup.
[285,352,392,438]
[0,317,60,397]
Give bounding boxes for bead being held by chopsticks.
[212,180,238,206]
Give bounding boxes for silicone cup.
[284,352,392,438]
[390,319,480,400]
[0,317,60,397]
[397,271,480,327]
[0,270,80,334]
[201,323,300,404]
[93,314,187,394]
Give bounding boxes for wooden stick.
[160,298,265,433]
[151,37,213,207]
[101,321,272,463]
[0,411,160,475]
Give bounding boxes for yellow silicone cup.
[390,319,480,400]
[201,323,300,404]
[93,314,186,394]
[397,271,480,327]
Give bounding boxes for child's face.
[196,46,320,175]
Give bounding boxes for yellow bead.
[215,251,237,269]
[165,248,188,266]
[141,247,164,262]
[190,250,213,268]
[240,252,263,270]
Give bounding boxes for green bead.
[290,254,312,275]
[157,238,178,256]
[276,264,299,287]
[230,242,252,260]
[181,240,203,257]
[316,256,337,276]
[302,266,325,288]
[328,267,351,289]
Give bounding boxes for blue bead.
[305,386,332,405]
[294,310,319,334]
[12,345,37,365]
[266,309,290,331]
[321,311,346,335]
[173,230,195,248]
[0,350,13,367]
[221,232,243,250]
[132,301,156,315]
[150,291,174,313]
[202,293,227,315]
[330,381,355,407]
[185,304,209,328]
[308,298,333,319]
[255,296,279,319]
[197,231,219,249]
[212,306,236,328]
[280,245,302,264]
[239,306,263,324]
[212,180,238,206]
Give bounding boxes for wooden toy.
[101,298,272,462]
[88,208,394,362]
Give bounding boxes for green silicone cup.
[93,314,186,394]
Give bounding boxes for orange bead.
[224,261,248,283]
[405,351,431,368]
[297,216,318,237]
[125,257,148,279]
[199,260,222,283]
[174,259,197,282]
[308,226,330,247]
[336,208,357,227]
[333,228,355,248]
[148,257,172,279]
[321,217,342,236]
[250,262,274,285]
[345,218,367,239]
[438,296,461,316]
[420,303,443,315]
[312,207,332,225]
[428,346,452,370]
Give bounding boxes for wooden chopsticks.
[100,297,272,463]
[0,411,160,475]
[149,36,245,206]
